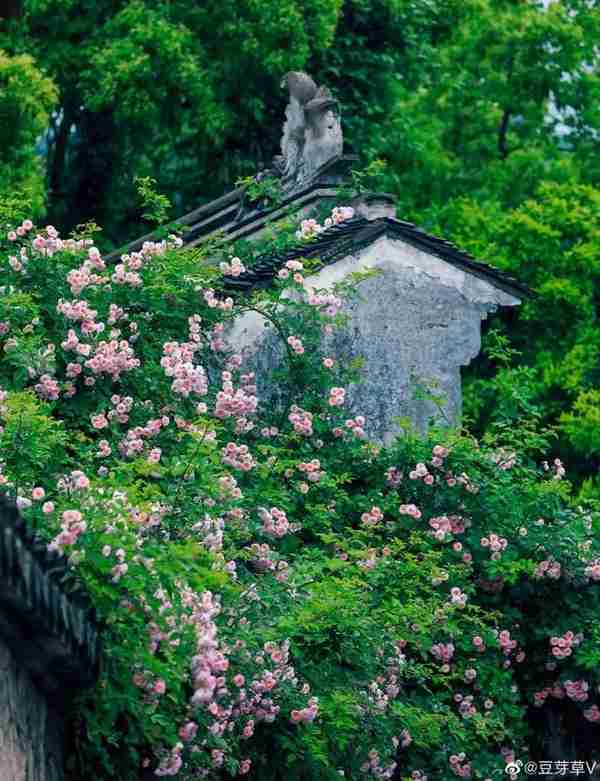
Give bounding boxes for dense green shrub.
[1,204,600,779]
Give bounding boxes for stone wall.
[228,234,521,442]
[0,635,65,781]
[0,496,100,781]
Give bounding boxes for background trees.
[0,0,466,243]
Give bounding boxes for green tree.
[0,48,57,219]
[1,0,467,246]
[375,0,600,218]
[438,182,600,488]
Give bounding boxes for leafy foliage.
[0,48,57,217]
[1,205,600,779]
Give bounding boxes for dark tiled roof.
[223,216,532,299]
[0,496,100,700]
[107,155,357,261]
[106,162,529,299]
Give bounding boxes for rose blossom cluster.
[361,749,397,779]
[66,245,108,295]
[535,558,561,579]
[260,425,279,438]
[247,543,277,574]
[111,547,129,582]
[409,462,434,485]
[192,515,225,554]
[480,533,508,560]
[154,744,183,777]
[428,515,466,541]
[449,754,472,778]
[249,544,289,582]
[287,335,304,355]
[496,630,518,657]
[328,387,345,407]
[7,219,34,242]
[218,474,242,500]
[584,559,600,581]
[464,668,477,683]
[472,635,486,653]
[288,405,313,436]
[564,679,589,702]
[184,590,230,727]
[48,509,86,552]
[85,338,140,380]
[297,459,324,483]
[221,442,256,471]
[57,298,103,333]
[430,444,450,467]
[583,705,600,722]
[118,415,169,458]
[277,259,304,282]
[214,371,258,420]
[345,415,366,438]
[450,586,468,608]
[361,506,384,527]
[455,692,477,719]
[385,466,403,486]
[31,225,91,256]
[203,287,233,311]
[295,218,321,241]
[330,206,355,224]
[549,631,583,659]
[491,449,517,470]
[34,374,60,400]
[307,289,342,317]
[161,341,208,398]
[430,642,455,663]
[399,503,422,519]
[183,617,315,770]
[295,206,355,240]
[219,256,246,277]
[132,668,167,702]
[362,643,406,718]
[112,237,182,288]
[258,506,294,538]
[290,697,319,724]
[106,394,134,424]
[57,469,91,493]
[541,457,566,480]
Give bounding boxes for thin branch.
[498,108,511,160]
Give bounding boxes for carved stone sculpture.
[272,72,343,190]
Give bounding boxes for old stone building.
[117,72,529,441]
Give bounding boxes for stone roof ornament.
[272,72,343,191]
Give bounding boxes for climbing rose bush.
[1,209,600,780]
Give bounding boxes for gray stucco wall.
[228,235,520,442]
[0,636,65,781]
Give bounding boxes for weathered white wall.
[228,234,520,443]
[0,636,64,781]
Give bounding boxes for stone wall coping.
[0,496,100,701]
[221,214,533,300]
